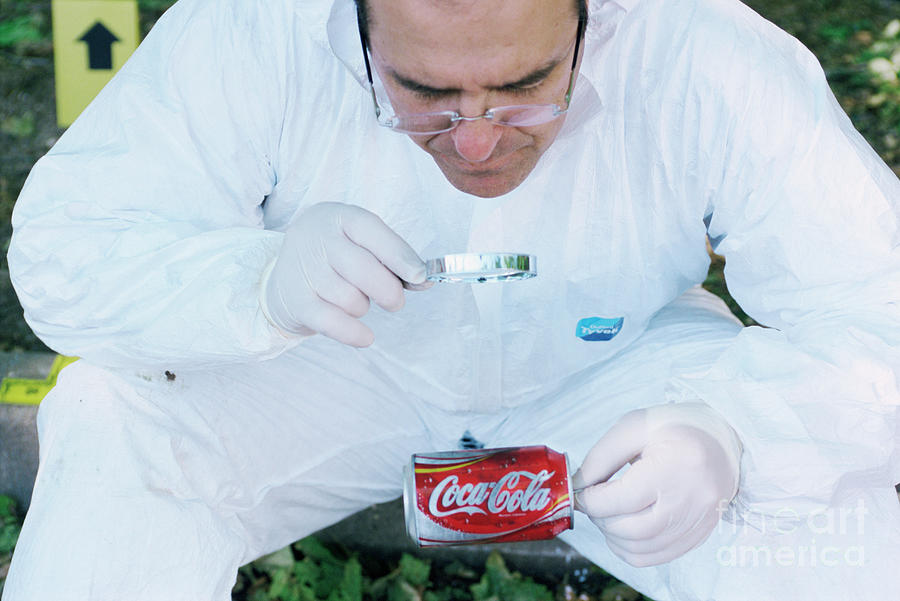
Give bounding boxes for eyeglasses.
[357,14,585,136]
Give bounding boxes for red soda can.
[403,445,574,547]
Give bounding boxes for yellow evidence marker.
[0,356,79,405]
[52,0,139,127]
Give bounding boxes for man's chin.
[435,158,532,198]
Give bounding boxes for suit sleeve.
[8,0,306,369]
[668,2,900,524]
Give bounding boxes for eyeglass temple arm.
[564,14,586,106]
[356,11,381,118]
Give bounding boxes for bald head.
[354,0,587,41]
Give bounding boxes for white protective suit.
[5,0,900,598]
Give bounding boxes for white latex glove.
[573,402,742,567]
[260,202,431,347]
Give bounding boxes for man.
[5,0,900,599]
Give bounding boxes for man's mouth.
[438,149,517,175]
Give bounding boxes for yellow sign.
[0,355,79,405]
[52,0,139,127]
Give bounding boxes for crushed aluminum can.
[403,445,574,547]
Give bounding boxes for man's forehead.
[364,0,577,36]
[366,0,509,25]
[362,0,581,95]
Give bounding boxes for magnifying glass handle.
[402,279,434,291]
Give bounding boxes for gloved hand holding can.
[573,402,743,567]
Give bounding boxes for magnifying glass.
[425,253,537,283]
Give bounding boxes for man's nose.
[450,117,504,163]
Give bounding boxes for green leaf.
[0,497,21,555]
[482,552,508,595]
[315,561,345,598]
[268,567,301,601]
[818,23,853,42]
[0,16,42,47]
[1,113,35,139]
[249,589,273,601]
[295,537,340,564]
[0,496,18,523]
[293,560,322,600]
[333,557,362,601]
[399,554,431,588]
[0,525,20,555]
[471,553,551,601]
[442,561,478,581]
[424,589,472,601]
[388,579,422,601]
[469,577,492,601]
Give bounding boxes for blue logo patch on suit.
[576,316,624,341]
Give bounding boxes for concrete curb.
[0,351,591,574]
[0,351,54,513]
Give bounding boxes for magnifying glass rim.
[425,253,537,283]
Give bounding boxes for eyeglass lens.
[391,105,563,135]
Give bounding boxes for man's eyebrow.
[387,56,566,96]
[389,70,458,96]
[495,60,561,91]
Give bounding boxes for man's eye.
[412,88,453,101]
[502,82,544,97]
[507,85,540,97]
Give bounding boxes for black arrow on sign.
[78,22,119,70]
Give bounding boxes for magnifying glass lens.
[425,253,537,283]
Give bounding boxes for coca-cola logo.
[427,470,554,517]
[412,447,573,542]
